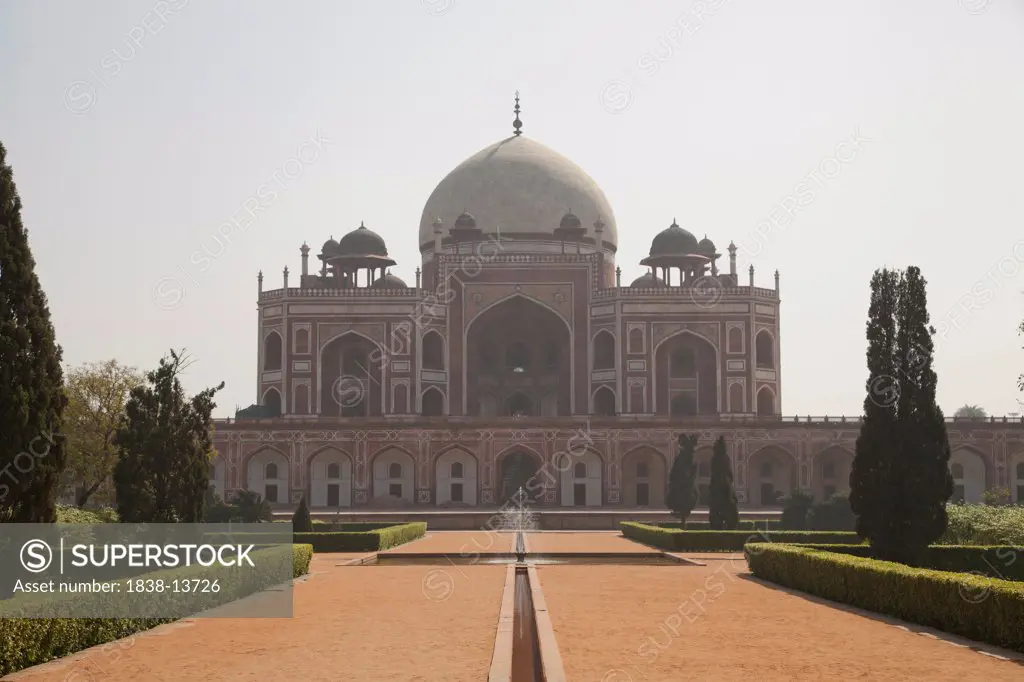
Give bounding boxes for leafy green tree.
[292,495,313,532]
[233,490,272,523]
[62,360,143,507]
[707,436,738,529]
[666,434,699,523]
[851,267,953,564]
[0,141,67,523]
[808,494,857,531]
[780,490,814,530]
[953,404,986,419]
[113,350,224,523]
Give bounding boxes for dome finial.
[513,91,523,136]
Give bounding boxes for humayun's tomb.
[209,100,1024,521]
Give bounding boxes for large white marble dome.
[418,135,618,251]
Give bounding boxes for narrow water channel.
[511,565,544,681]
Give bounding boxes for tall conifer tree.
[708,435,738,530]
[851,267,952,564]
[0,141,67,522]
[666,434,699,523]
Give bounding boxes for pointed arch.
[434,447,478,506]
[317,330,385,416]
[263,331,283,371]
[294,327,310,355]
[756,386,775,416]
[245,446,289,505]
[755,329,775,369]
[621,445,668,507]
[813,445,854,501]
[464,293,574,416]
[422,330,445,370]
[422,387,445,416]
[653,329,721,415]
[293,383,309,415]
[495,446,545,503]
[593,330,615,370]
[261,387,282,416]
[746,445,797,507]
[558,447,603,507]
[949,446,989,503]
[592,386,616,416]
[728,382,744,413]
[307,446,353,508]
[1009,449,1024,503]
[369,447,415,504]
[466,292,572,335]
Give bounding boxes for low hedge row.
[797,544,1024,582]
[657,521,781,531]
[745,543,1024,653]
[620,522,859,551]
[0,544,314,677]
[293,522,427,552]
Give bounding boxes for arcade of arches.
[223,442,1018,509]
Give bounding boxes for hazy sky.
[2,0,1023,418]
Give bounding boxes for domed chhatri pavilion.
[211,97,1024,519]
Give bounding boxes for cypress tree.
[0,141,67,523]
[708,435,738,529]
[292,495,313,533]
[114,350,224,523]
[666,434,699,524]
[708,436,741,524]
[890,266,952,561]
[850,267,952,564]
[850,269,900,546]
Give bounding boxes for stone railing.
[213,414,1024,426]
[594,286,779,299]
[259,287,422,301]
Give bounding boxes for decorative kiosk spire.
[513,91,522,136]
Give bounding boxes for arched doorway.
[755,330,775,369]
[593,387,616,416]
[246,448,289,506]
[498,450,543,503]
[435,449,478,506]
[371,449,415,504]
[1011,451,1024,504]
[466,296,572,417]
[756,387,775,416]
[558,450,603,507]
[813,447,854,501]
[308,448,352,508]
[949,449,987,503]
[621,447,667,507]
[320,332,382,417]
[747,446,797,507]
[654,331,719,416]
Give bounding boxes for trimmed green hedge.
[292,543,313,576]
[797,544,1024,582]
[312,522,400,532]
[0,544,314,677]
[656,521,781,531]
[294,522,427,552]
[745,543,1024,653]
[620,522,859,551]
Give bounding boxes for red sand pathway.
[540,561,1024,681]
[8,533,1023,681]
[381,529,515,555]
[8,565,505,682]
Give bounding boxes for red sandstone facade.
[209,130,1024,510]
